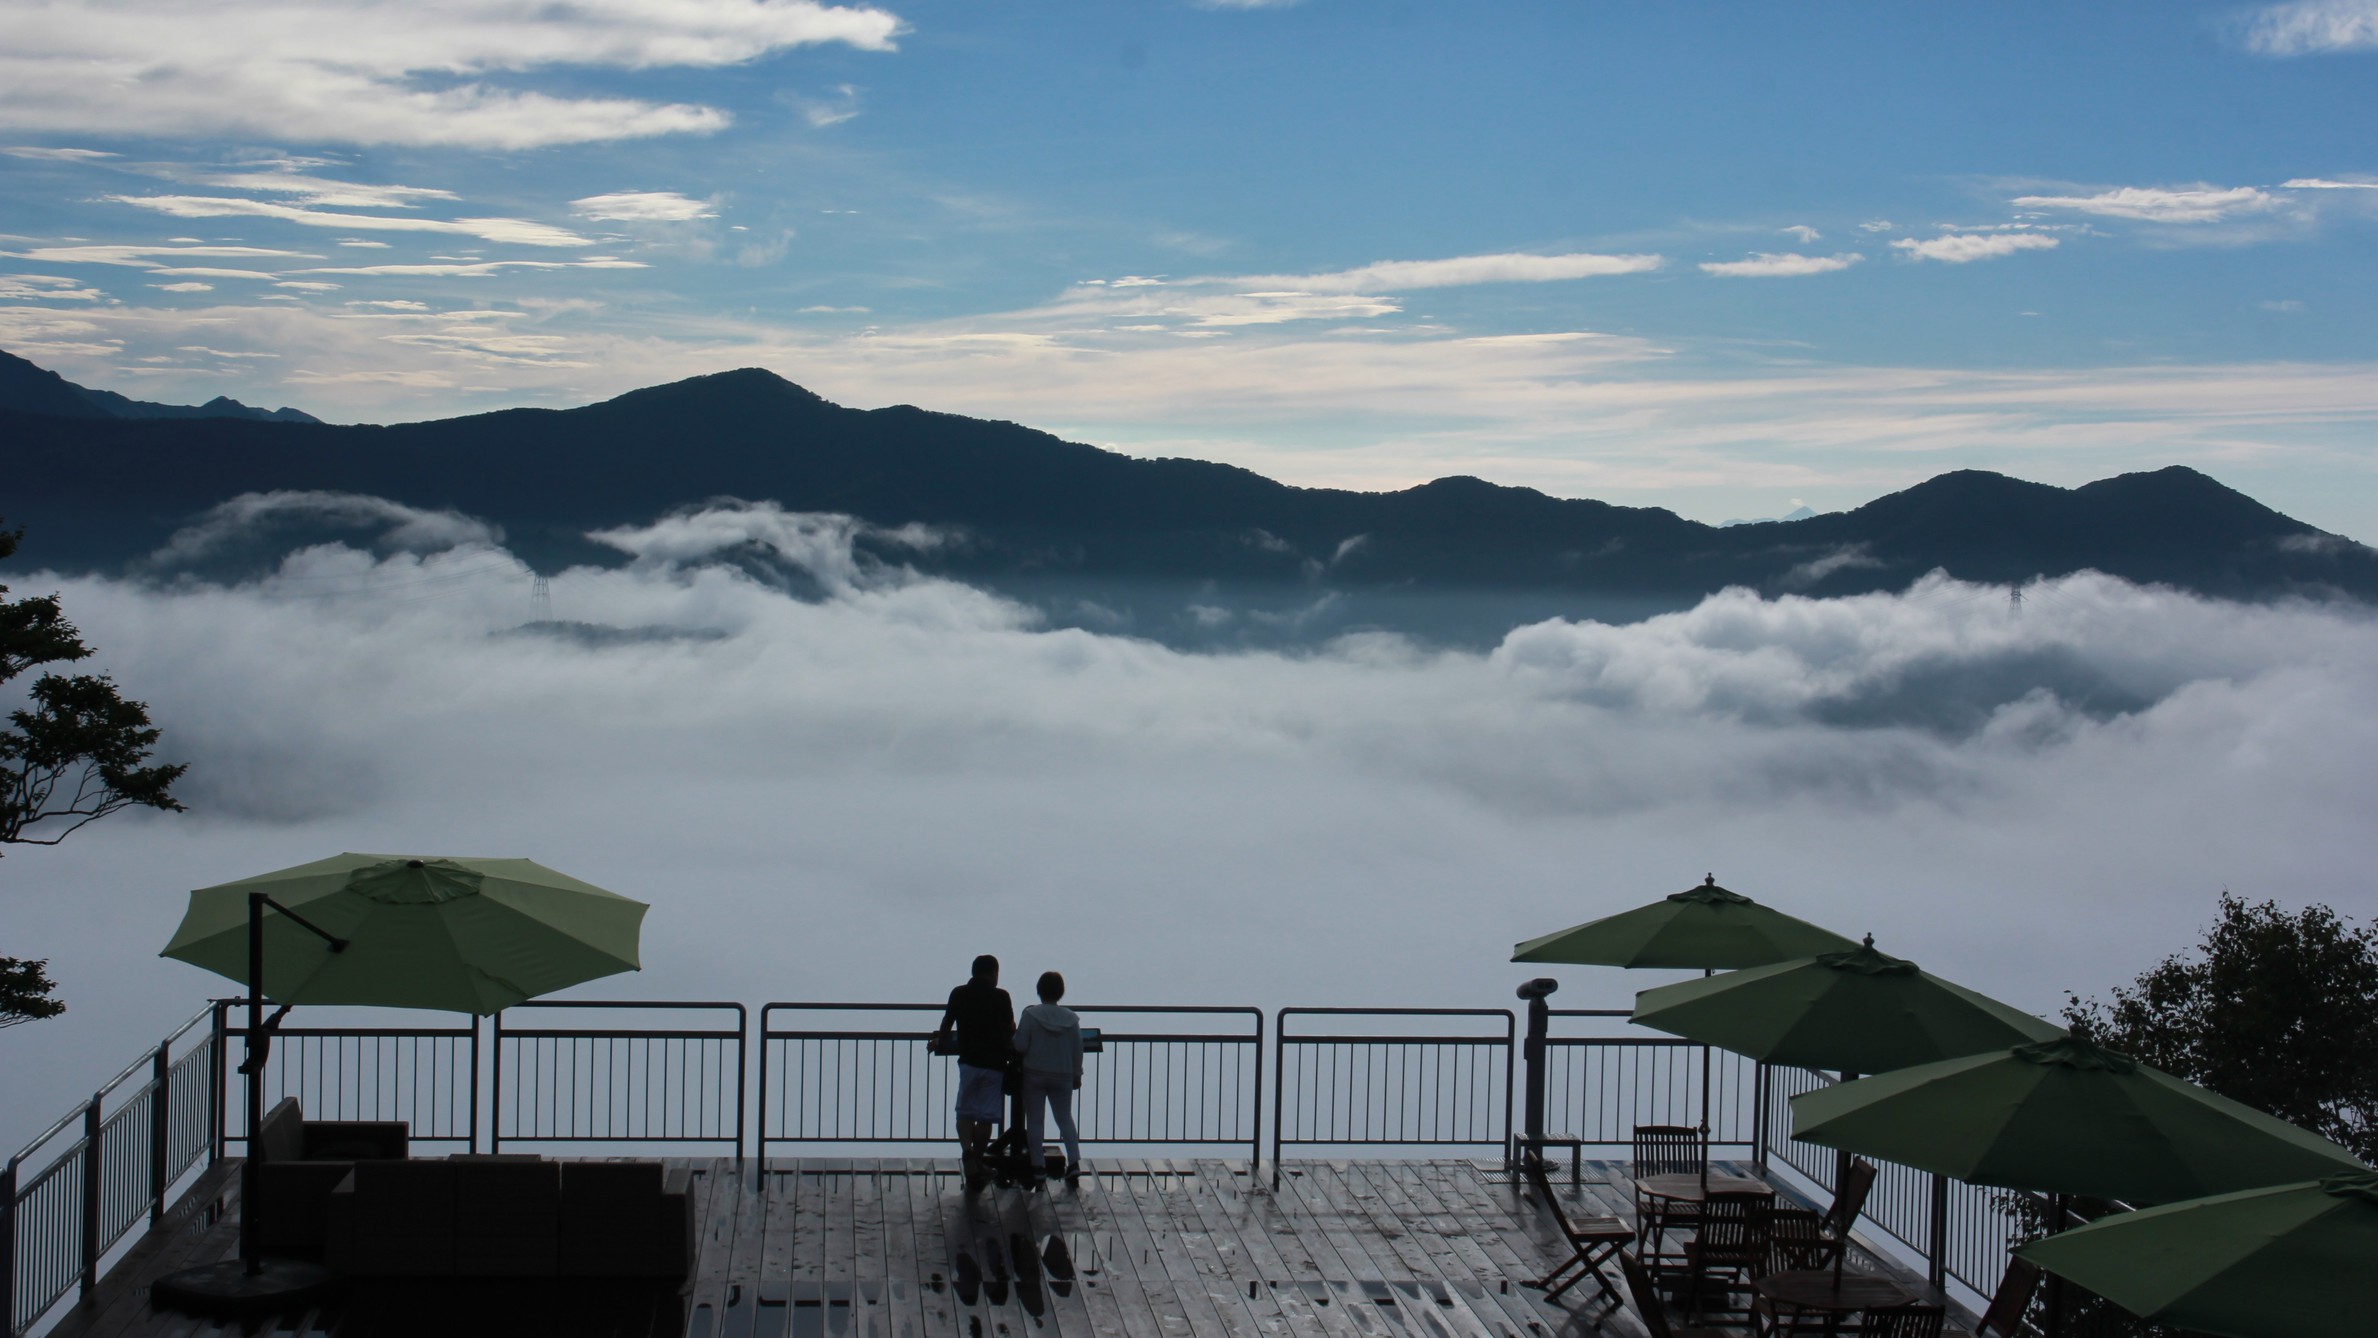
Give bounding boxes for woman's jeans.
[1023,1070,1081,1169]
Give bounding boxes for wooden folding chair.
[1750,1208,1837,1336]
[1824,1158,1879,1240]
[1863,1303,1948,1338]
[1681,1189,1776,1325]
[1631,1123,1708,1268]
[1518,1151,1634,1306]
[1950,1258,2042,1338]
[1618,1248,1733,1338]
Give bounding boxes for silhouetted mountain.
[4,353,2372,644]
[0,348,318,424]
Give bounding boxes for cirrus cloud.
[2011,185,2280,223]
[1245,251,1665,294]
[1699,252,1862,278]
[0,0,905,149]
[571,191,720,223]
[1892,233,2061,263]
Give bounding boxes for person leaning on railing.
[931,953,1015,1192]
[1015,970,1085,1188]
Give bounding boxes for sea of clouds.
[7,497,2378,1150]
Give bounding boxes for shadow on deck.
[49,1157,1939,1337]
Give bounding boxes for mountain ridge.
[5,351,2371,645]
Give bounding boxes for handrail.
[14,995,2076,1335]
[1271,1007,1516,1177]
[756,1002,1264,1165]
[492,1000,746,1156]
[6,1006,218,1338]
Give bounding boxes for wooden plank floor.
[45,1157,1914,1338]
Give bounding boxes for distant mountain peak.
[0,346,318,423]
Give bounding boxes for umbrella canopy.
[1789,1034,2365,1206]
[1631,937,2064,1075]
[161,852,646,1015]
[1512,875,1858,970]
[2014,1171,2378,1338]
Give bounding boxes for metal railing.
[492,1001,745,1153]
[1271,1008,1514,1173]
[5,1008,218,1338]
[757,1003,1263,1164]
[13,994,2063,1334]
[217,1001,479,1151]
[1543,1008,1764,1149]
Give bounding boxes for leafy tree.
[2066,892,2378,1163]
[2003,893,2378,1335]
[2,520,187,1026]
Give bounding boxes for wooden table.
[1632,1171,1773,1278]
[1754,1270,1917,1335]
[1634,1171,1773,1204]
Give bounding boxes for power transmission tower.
[531,575,552,623]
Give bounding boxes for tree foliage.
[2067,892,2378,1163]
[2,520,187,1025]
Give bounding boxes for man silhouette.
[932,954,1014,1190]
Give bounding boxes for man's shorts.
[956,1063,1005,1124]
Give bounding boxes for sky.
[2,1,2376,535]
[7,2,2378,1164]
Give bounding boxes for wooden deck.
[47,1156,1930,1338]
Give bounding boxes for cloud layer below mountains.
[8,500,2377,1148]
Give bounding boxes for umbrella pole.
[1698,968,1711,1192]
[241,891,265,1276]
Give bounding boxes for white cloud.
[150,490,504,566]
[274,280,343,291]
[0,273,105,301]
[1858,220,1896,233]
[2011,185,2280,223]
[571,191,719,223]
[2240,1,2378,55]
[188,172,459,210]
[1892,233,2061,263]
[150,281,214,292]
[1699,252,1862,278]
[2282,176,2378,189]
[1782,225,1822,243]
[1245,251,1664,294]
[0,0,905,149]
[3,145,117,160]
[11,528,2378,1160]
[106,195,593,247]
[5,243,318,268]
[789,83,864,128]
[302,259,648,277]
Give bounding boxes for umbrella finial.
[1704,873,1714,887]
[1862,932,1874,948]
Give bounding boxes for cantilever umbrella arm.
[233,891,350,1272]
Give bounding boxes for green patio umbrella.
[154,852,647,1312]
[2014,1171,2378,1338]
[1513,875,1859,970]
[1514,876,1858,1172]
[162,852,647,1013]
[1630,936,2063,1076]
[1789,1033,2366,1207]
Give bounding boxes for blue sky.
[4,0,2376,534]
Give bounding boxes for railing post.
[483,1013,497,1155]
[1752,1061,1771,1173]
[1249,1009,1265,1175]
[208,1002,227,1164]
[1927,1172,1949,1290]
[149,1040,171,1226]
[733,1004,748,1166]
[78,1096,101,1303]
[4,1156,20,1338]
